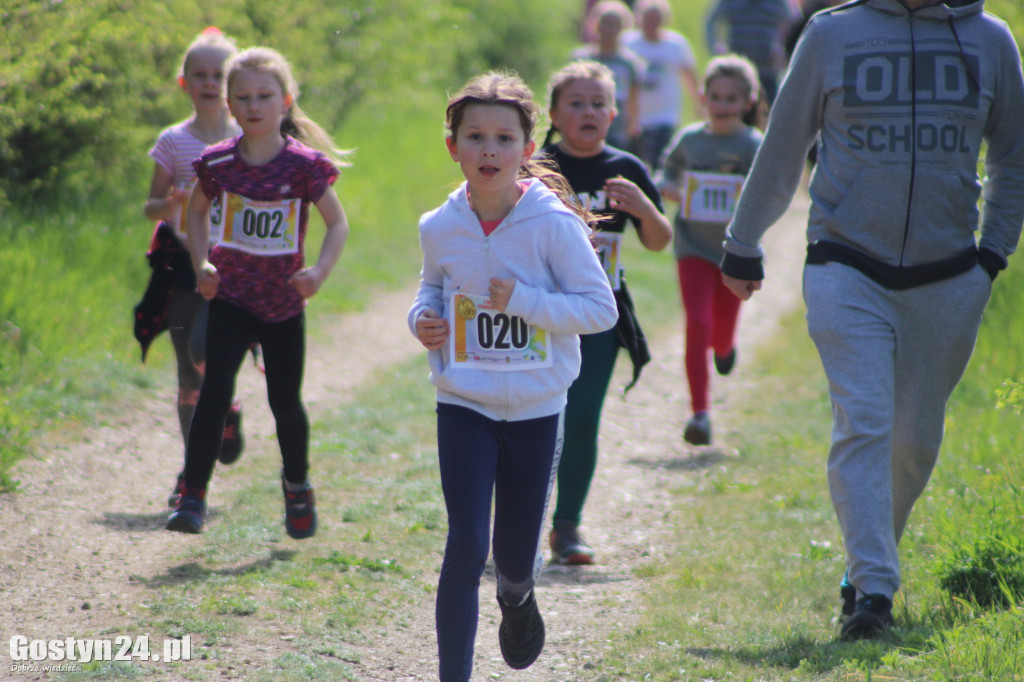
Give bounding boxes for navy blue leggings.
[184,298,308,490]
[434,403,561,682]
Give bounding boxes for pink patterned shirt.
[193,136,339,322]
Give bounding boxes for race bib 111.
[449,293,552,371]
[682,171,744,223]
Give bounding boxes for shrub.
[0,0,578,208]
[939,531,1024,608]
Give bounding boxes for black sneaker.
[549,520,595,565]
[166,487,206,534]
[840,593,893,641]
[218,400,245,464]
[714,349,737,376]
[282,480,317,539]
[684,412,711,445]
[840,573,855,618]
[497,590,545,670]
[167,471,186,508]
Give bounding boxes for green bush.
[940,531,1024,608]
[0,0,577,207]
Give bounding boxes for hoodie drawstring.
[947,15,981,93]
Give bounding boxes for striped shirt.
[148,120,239,232]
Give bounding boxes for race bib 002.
[682,171,744,223]
[449,293,553,371]
[219,192,301,255]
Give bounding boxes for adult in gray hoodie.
[719,0,1024,640]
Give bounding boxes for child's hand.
[196,262,220,300]
[605,177,651,218]
[289,265,326,299]
[488,277,516,312]
[415,309,449,350]
[169,184,191,207]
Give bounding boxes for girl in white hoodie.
[409,71,618,682]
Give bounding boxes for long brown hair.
[445,71,599,227]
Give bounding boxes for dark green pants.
[552,328,620,525]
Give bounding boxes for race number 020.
[476,311,529,350]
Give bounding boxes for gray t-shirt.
[658,122,763,263]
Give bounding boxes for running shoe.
[714,348,737,376]
[684,412,712,446]
[549,520,595,565]
[218,400,245,464]
[282,480,317,539]
[167,471,186,508]
[166,487,206,534]
[497,590,545,670]
[840,594,893,641]
[840,572,856,618]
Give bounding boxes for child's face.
[702,75,752,134]
[597,13,624,42]
[549,78,615,157]
[446,104,535,196]
[640,7,663,38]
[181,46,231,114]
[228,68,292,138]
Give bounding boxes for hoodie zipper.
[897,8,919,287]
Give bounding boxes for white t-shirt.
[623,29,696,127]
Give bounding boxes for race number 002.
[241,208,285,239]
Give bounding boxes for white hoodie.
[409,178,618,421]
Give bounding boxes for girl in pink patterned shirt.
[166,47,351,538]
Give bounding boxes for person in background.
[657,55,763,446]
[719,0,1024,640]
[571,0,647,150]
[540,60,672,564]
[623,0,702,171]
[704,0,803,102]
[140,27,245,509]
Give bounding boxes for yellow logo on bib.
[456,296,477,321]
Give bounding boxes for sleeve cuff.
[720,252,765,281]
[978,248,1006,282]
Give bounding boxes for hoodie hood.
[866,0,983,20]
[445,177,585,233]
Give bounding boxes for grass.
[8,0,1024,678]
[595,255,1024,680]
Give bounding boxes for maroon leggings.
[677,257,742,413]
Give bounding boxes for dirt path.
[0,193,808,681]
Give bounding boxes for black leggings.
[184,298,308,489]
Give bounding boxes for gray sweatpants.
[803,261,991,599]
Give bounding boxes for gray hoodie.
[409,179,618,422]
[721,0,1024,288]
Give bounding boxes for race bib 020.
[219,192,301,255]
[682,171,744,223]
[449,293,553,371]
